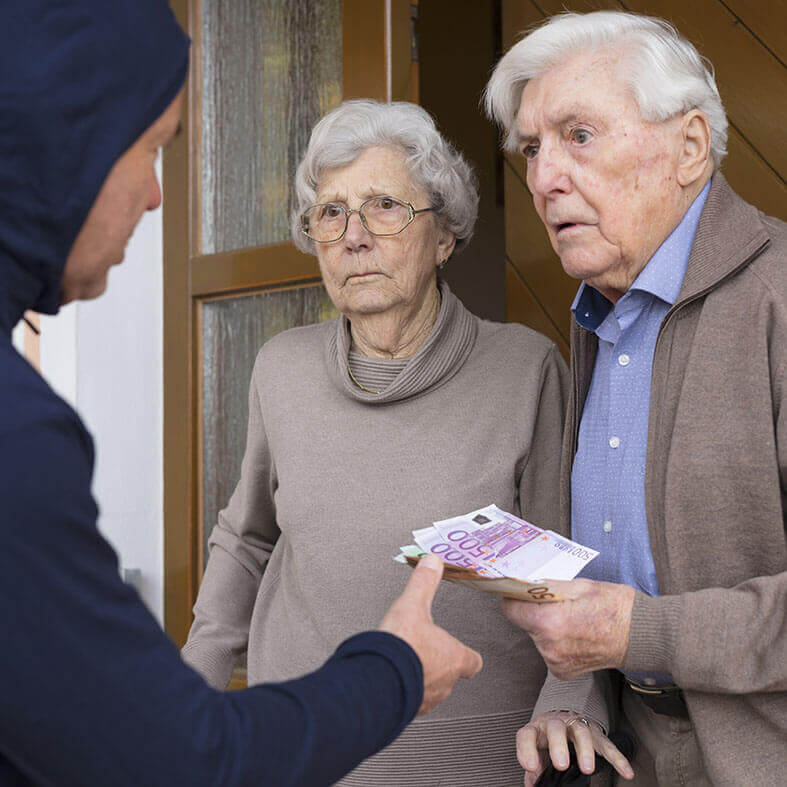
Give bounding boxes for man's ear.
[677,109,712,187]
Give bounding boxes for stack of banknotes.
[394,504,598,603]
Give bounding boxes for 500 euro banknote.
[395,504,598,603]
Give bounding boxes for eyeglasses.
[300,195,435,243]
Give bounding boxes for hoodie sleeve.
[0,405,422,786]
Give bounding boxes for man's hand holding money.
[502,578,635,679]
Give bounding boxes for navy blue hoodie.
[0,2,421,784]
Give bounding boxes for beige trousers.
[615,685,711,786]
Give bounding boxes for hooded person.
[0,2,481,784]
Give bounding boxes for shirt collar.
[571,179,712,331]
[571,285,612,331]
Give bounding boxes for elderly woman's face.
[516,49,687,298]
[314,146,454,320]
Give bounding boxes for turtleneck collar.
[326,280,478,404]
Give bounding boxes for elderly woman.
[183,100,567,785]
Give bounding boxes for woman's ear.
[436,229,456,266]
[677,109,712,187]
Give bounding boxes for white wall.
[11,319,25,356]
[37,161,165,623]
[40,303,77,409]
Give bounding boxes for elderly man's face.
[516,50,686,300]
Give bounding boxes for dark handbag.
[534,732,636,786]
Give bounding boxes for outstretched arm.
[0,413,479,786]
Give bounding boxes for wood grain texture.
[535,0,619,14]
[721,0,787,64]
[506,261,570,359]
[419,0,506,320]
[391,0,417,101]
[342,0,387,100]
[504,161,578,344]
[191,245,322,297]
[725,126,787,220]
[189,0,202,258]
[502,0,546,51]
[163,0,197,647]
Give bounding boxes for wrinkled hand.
[517,711,634,786]
[379,554,483,714]
[502,579,635,679]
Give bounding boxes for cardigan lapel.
[676,173,770,306]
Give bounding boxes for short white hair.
[484,10,727,167]
[290,99,478,255]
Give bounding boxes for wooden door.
[162,0,418,648]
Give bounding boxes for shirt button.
[609,436,621,449]
[618,353,630,367]
[603,520,613,533]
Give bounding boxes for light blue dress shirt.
[571,181,710,684]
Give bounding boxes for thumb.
[401,554,444,610]
[457,640,483,679]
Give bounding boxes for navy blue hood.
[0,0,189,334]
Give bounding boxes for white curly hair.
[484,10,727,167]
[290,99,479,256]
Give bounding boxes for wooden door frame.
[162,0,416,646]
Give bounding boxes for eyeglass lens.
[302,196,412,242]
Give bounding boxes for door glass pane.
[201,284,339,567]
[201,0,343,254]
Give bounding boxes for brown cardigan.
[534,174,787,786]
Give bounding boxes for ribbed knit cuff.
[181,642,236,690]
[334,631,424,725]
[623,591,682,674]
[533,671,610,733]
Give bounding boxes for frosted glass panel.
[201,0,342,254]
[201,285,339,566]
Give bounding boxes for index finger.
[594,731,634,780]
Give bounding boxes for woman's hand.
[517,710,634,786]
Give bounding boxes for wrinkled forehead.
[316,145,422,202]
[514,48,635,139]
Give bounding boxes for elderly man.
[486,10,785,787]
[0,1,481,784]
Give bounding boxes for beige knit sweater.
[183,283,569,785]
